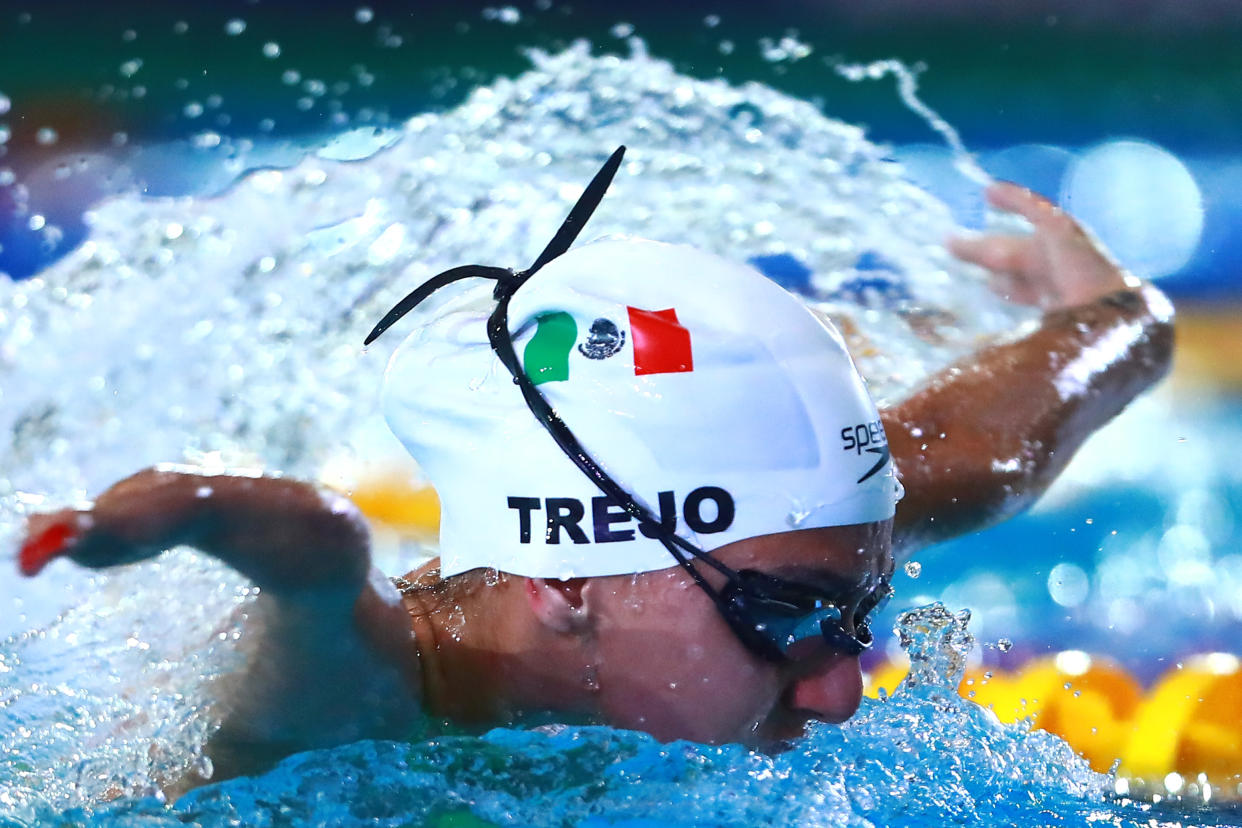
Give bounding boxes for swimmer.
[15,148,1172,784]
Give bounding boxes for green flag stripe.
[524,311,577,385]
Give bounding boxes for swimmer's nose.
[784,654,864,724]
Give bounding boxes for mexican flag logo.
[524,306,694,385]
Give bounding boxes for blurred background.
[3,0,1239,303]
[2,0,1240,776]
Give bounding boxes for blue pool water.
[2,31,1240,828]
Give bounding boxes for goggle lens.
[721,570,879,661]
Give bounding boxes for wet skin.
[581,522,895,746]
[400,522,894,749]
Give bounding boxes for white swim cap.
[382,236,898,579]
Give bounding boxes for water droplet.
[191,753,214,780]
[191,131,221,149]
[997,638,1012,652]
[0,93,11,115]
[487,6,520,25]
[262,41,281,59]
[225,18,246,36]
[355,6,374,23]
[582,664,600,692]
[785,506,812,529]
[896,603,975,690]
[904,560,922,579]
[36,127,58,145]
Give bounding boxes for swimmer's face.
[587,521,893,746]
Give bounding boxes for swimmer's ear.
[524,577,595,635]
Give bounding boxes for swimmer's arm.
[884,284,1172,555]
[19,468,422,780]
[19,468,371,591]
[884,182,1175,556]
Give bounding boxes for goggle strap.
[364,264,515,346]
[363,146,626,346]
[360,145,789,658]
[528,145,627,275]
[486,294,738,588]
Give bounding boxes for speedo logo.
[841,419,890,484]
[507,487,735,545]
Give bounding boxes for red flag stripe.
[627,306,693,376]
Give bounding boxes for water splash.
[0,554,253,813]
[2,604,1157,827]
[897,603,975,692]
[835,59,991,186]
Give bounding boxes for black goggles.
[365,145,888,663]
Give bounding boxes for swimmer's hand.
[19,509,90,575]
[17,467,371,590]
[19,469,196,575]
[948,181,1136,309]
[888,185,1174,555]
[18,468,422,787]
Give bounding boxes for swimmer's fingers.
[985,181,1052,218]
[947,233,1027,274]
[20,501,160,575]
[954,181,1134,308]
[18,509,87,576]
[985,182,1077,234]
[946,234,1048,305]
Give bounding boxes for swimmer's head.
[375,148,898,583]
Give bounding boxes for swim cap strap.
[363,146,627,346]
[365,265,516,345]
